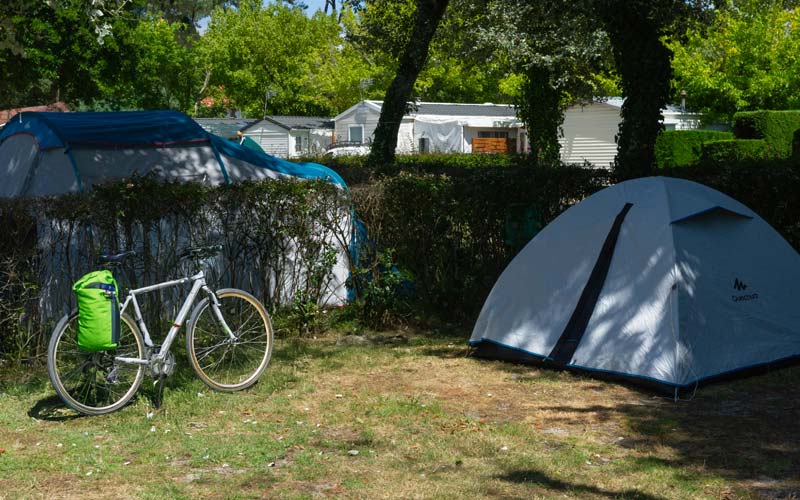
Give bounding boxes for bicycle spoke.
[49,313,144,415]
[188,291,272,390]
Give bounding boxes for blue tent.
[0,110,345,197]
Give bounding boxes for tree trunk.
[517,64,564,164]
[594,0,676,180]
[367,0,450,169]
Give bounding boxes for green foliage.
[793,129,800,159]
[700,139,773,164]
[518,65,566,163]
[593,0,684,179]
[95,17,198,110]
[348,248,411,328]
[0,176,348,363]
[733,110,800,157]
[321,152,545,186]
[351,0,514,105]
[352,162,612,318]
[655,130,734,168]
[476,0,616,162]
[196,1,374,117]
[669,2,800,122]
[0,201,40,363]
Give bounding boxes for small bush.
[655,130,733,168]
[733,110,800,157]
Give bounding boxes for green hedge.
[700,139,774,163]
[313,153,559,186]
[655,130,733,168]
[733,110,800,157]
[352,165,612,318]
[0,176,350,363]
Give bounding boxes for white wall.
[335,103,414,154]
[560,103,620,167]
[397,121,415,153]
[244,121,290,158]
[335,102,381,144]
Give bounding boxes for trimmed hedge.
[313,153,560,186]
[733,110,800,157]
[352,165,613,318]
[700,139,774,164]
[0,176,350,362]
[655,130,733,168]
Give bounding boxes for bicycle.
[46,246,274,416]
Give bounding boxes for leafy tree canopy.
[669,0,800,122]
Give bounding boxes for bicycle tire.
[186,288,273,392]
[47,310,145,415]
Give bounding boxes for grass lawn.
[1,328,798,499]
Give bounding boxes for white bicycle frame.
[113,269,234,367]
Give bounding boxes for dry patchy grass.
[1,329,799,499]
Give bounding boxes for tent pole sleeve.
[64,143,84,193]
[547,202,634,366]
[209,140,231,185]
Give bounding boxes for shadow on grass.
[490,358,800,495]
[497,469,666,500]
[28,394,83,422]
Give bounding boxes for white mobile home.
[242,116,334,158]
[333,100,528,154]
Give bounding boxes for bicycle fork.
[204,286,236,340]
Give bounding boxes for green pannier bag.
[73,270,120,352]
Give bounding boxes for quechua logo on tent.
[732,277,758,302]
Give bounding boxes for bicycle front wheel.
[47,311,145,415]
[187,288,273,392]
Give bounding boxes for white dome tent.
[470,177,800,394]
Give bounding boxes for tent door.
[548,202,634,365]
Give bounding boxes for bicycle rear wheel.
[47,311,145,415]
[186,288,273,391]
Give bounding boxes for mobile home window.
[295,135,305,152]
[349,125,364,143]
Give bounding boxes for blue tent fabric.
[0,110,208,149]
[0,110,345,188]
[211,136,346,187]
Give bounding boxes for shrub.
[0,176,350,364]
[700,139,774,163]
[312,153,560,186]
[733,110,800,157]
[352,165,612,319]
[655,130,734,168]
